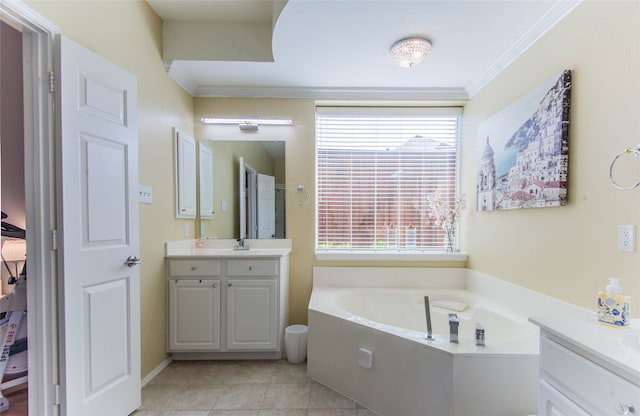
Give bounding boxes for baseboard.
[141,356,173,387]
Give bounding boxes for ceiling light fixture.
[201,117,293,126]
[390,37,432,68]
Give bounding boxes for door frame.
[0,1,59,415]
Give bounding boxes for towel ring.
[290,185,310,206]
[609,145,640,190]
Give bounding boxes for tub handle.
[614,403,634,415]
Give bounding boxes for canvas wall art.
[476,70,571,211]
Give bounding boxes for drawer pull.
[615,403,635,415]
[249,266,254,271]
[191,266,197,271]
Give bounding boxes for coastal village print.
[476,70,571,211]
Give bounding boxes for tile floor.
[133,359,380,416]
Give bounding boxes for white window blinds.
[315,106,462,252]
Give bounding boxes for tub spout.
[424,296,434,340]
[449,313,459,343]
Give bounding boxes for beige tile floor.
[133,359,380,416]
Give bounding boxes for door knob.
[124,256,143,267]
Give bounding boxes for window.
[315,106,462,253]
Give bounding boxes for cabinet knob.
[249,266,254,271]
[213,283,217,288]
[191,266,197,271]
[615,403,635,415]
[228,283,232,287]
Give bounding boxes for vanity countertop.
[529,315,640,386]
[166,239,292,257]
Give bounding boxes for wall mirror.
[199,140,285,239]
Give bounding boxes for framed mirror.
[199,140,285,239]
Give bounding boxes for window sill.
[314,251,468,262]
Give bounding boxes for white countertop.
[530,315,640,386]
[166,239,292,257]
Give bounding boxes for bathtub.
[307,267,583,416]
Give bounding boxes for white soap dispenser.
[597,277,630,327]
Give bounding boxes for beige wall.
[461,1,640,315]
[27,0,195,377]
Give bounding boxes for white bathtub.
[332,287,538,353]
[307,267,584,416]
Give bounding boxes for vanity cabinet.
[534,323,640,416]
[166,255,288,359]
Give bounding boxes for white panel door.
[226,279,277,350]
[257,173,275,239]
[57,36,140,416]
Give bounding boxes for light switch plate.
[138,184,152,204]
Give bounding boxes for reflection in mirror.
[199,140,285,239]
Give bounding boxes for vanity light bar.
[201,117,293,126]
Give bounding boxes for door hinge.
[48,71,55,93]
[53,384,60,406]
[51,229,57,250]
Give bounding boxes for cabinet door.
[226,279,278,350]
[168,279,220,351]
[175,128,196,218]
[539,381,590,416]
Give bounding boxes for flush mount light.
[201,117,293,126]
[390,37,432,68]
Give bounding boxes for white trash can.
[285,324,308,364]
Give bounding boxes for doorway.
[0,19,28,416]
[0,3,58,415]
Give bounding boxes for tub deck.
[308,267,593,416]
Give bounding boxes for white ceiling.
[147,0,580,100]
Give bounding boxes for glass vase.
[443,224,454,253]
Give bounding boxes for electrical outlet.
[618,225,636,252]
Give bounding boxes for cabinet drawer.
[168,260,221,277]
[541,337,640,415]
[227,259,278,276]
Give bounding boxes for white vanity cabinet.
[166,253,289,359]
[531,317,640,416]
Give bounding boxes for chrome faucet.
[448,313,459,343]
[234,238,250,251]
[424,296,434,340]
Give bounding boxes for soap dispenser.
[597,278,630,327]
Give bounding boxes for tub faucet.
[448,313,459,343]
[234,238,249,251]
[424,296,434,340]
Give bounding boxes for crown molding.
[193,85,469,100]
[465,0,581,97]
[164,60,198,96]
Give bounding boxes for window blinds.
[315,106,462,252]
